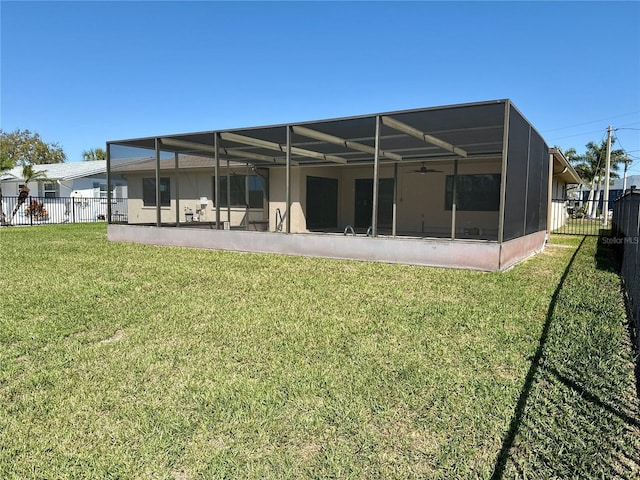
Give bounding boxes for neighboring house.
[548,148,582,231]
[107,99,560,271]
[580,174,640,214]
[0,160,127,198]
[1,160,127,224]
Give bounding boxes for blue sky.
[2,1,639,174]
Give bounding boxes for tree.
[565,139,629,217]
[82,148,106,161]
[0,129,66,165]
[9,165,50,223]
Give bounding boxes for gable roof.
[0,161,106,182]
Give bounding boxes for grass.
[498,236,640,478]
[0,223,637,479]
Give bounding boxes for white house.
[1,160,127,198]
[1,161,127,225]
[548,148,582,231]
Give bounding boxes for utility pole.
[603,125,612,228]
[622,158,630,192]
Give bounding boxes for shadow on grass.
[543,364,640,429]
[489,237,587,480]
[595,230,620,273]
[491,235,640,478]
[596,232,640,401]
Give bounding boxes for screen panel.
[503,107,530,241]
[526,130,546,234]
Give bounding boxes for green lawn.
[0,224,637,479]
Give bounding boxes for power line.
[543,111,640,132]
[550,123,640,144]
[547,128,607,141]
[612,132,639,162]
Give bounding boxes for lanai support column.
[245,163,250,230]
[155,138,161,227]
[497,101,511,244]
[174,152,180,226]
[214,132,220,230]
[226,159,231,227]
[286,125,292,234]
[450,159,458,239]
[392,162,398,237]
[371,115,381,237]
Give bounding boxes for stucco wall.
[291,159,502,237]
[125,158,502,237]
[126,170,267,225]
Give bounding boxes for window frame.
[43,182,59,198]
[93,181,108,198]
[142,177,171,207]
[445,174,501,212]
[212,174,265,208]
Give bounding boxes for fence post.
[72,198,76,223]
[29,196,33,226]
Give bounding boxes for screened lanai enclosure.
[107,100,551,271]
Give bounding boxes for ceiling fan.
[410,162,442,174]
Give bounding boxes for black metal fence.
[1,196,128,226]
[550,198,612,236]
[612,192,640,350]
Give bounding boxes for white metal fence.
[1,196,128,226]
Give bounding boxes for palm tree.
[82,148,106,161]
[567,140,628,217]
[9,165,49,223]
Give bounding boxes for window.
[445,174,501,211]
[43,182,59,198]
[143,177,171,206]
[93,182,108,198]
[212,175,264,208]
[248,175,265,208]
